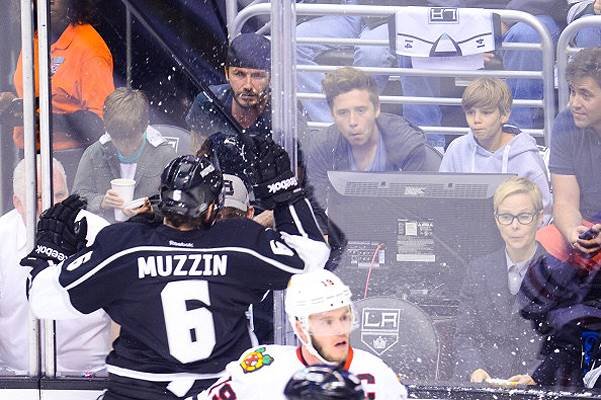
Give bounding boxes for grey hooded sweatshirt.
[440,126,552,223]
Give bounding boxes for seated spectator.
[439,77,552,222]
[0,157,111,375]
[0,0,114,187]
[216,173,274,344]
[72,88,176,222]
[568,0,601,47]
[537,48,601,266]
[357,0,567,131]
[298,0,567,133]
[453,176,546,385]
[295,1,447,147]
[186,32,308,145]
[306,67,426,212]
[216,173,255,221]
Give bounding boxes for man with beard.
[186,33,307,143]
[537,48,601,266]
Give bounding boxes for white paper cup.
[110,178,135,221]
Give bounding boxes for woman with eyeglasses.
[453,176,547,387]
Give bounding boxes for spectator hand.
[595,0,601,15]
[0,92,16,115]
[122,197,149,219]
[572,224,601,255]
[101,189,125,209]
[0,92,23,126]
[470,368,491,383]
[126,195,163,225]
[507,374,536,385]
[251,136,303,209]
[567,224,601,271]
[483,52,496,64]
[253,210,274,227]
[20,194,88,278]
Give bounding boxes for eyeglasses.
[495,211,539,226]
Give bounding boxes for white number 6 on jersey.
[161,281,216,363]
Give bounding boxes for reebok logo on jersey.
[268,177,297,194]
[35,245,66,262]
[240,347,274,373]
[168,240,193,248]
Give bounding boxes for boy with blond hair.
[439,77,551,222]
[72,87,176,222]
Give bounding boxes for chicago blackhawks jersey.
[201,345,407,400]
[28,199,329,399]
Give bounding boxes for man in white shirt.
[201,270,406,400]
[0,157,112,375]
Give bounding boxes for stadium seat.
[149,124,193,155]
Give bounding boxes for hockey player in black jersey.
[21,139,330,400]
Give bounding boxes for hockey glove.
[20,194,88,278]
[252,136,304,209]
[206,131,259,187]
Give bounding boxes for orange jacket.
[13,23,114,150]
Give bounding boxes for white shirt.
[0,209,112,375]
[199,344,407,400]
[505,245,538,296]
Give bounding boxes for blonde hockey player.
[202,269,407,400]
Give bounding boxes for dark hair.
[65,0,97,25]
[163,212,204,229]
[566,48,601,90]
[216,207,246,220]
[322,67,379,109]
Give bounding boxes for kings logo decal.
[360,308,400,356]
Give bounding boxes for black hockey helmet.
[159,155,223,218]
[284,365,365,400]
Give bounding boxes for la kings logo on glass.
[360,307,400,356]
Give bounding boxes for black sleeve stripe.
[303,197,326,238]
[289,203,308,238]
[64,245,308,290]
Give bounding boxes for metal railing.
[231,3,556,144]
[556,15,601,111]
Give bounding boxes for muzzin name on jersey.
[138,253,228,278]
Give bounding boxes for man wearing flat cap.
[186,33,308,143]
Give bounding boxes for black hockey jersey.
[28,199,329,398]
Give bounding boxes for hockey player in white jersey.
[202,269,407,400]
